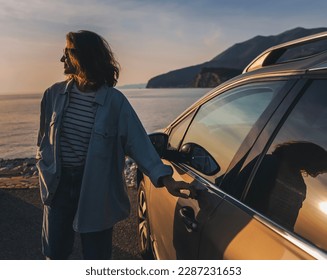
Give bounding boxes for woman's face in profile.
[60,40,76,75]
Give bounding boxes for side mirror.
[148,132,168,158]
[180,143,220,176]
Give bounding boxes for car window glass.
[168,111,194,150]
[182,81,285,181]
[245,80,327,252]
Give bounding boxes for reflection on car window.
[168,111,195,150]
[182,82,285,181]
[245,80,327,252]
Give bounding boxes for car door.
[198,79,327,259]
[148,79,291,259]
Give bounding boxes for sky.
[1,0,327,94]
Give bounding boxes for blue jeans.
[42,166,113,260]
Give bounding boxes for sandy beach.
[0,157,141,260]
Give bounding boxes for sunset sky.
[1,0,327,94]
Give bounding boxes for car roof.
[243,31,327,75]
[204,31,327,103]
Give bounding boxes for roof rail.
[243,31,327,73]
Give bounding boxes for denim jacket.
[36,80,172,233]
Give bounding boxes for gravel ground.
[0,158,142,260]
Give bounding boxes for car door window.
[181,81,286,183]
[245,80,327,252]
[168,111,195,150]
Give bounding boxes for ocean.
[0,88,209,159]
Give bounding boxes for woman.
[36,30,189,260]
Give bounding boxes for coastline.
[0,158,38,189]
[0,157,137,189]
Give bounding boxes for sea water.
[0,88,209,159]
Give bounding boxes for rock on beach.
[0,157,137,189]
[0,158,38,189]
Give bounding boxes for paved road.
[0,187,141,260]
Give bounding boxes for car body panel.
[147,160,224,259]
[198,198,314,260]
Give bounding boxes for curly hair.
[65,30,120,89]
[272,141,327,177]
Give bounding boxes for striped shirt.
[60,85,97,166]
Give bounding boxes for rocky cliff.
[146,27,327,88]
[193,67,242,88]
